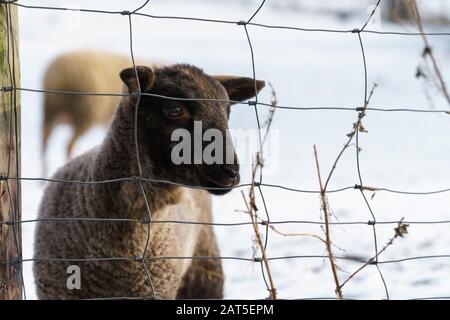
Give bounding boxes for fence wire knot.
[9,257,21,265]
[369,259,378,265]
[131,176,142,183]
[1,86,13,92]
[4,220,15,226]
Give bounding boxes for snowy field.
[17,0,450,299]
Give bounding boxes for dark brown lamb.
[33,63,265,299]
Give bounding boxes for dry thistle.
[395,220,409,238]
[339,218,409,290]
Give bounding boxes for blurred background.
[18,0,450,299]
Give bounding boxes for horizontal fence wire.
[6,86,450,113]
[5,0,450,36]
[3,217,450,226]
[2,254,448,265]
[2,175,450,196]
[0,0,450,300]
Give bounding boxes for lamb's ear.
[120,65,155,93]
[213,75,265,104]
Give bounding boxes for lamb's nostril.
[222,166,239,179]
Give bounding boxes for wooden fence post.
[0,2,22,300]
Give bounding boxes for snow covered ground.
[17,0,450,299]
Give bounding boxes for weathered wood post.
[0,2,22,300]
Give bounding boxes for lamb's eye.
[164,105,186,119]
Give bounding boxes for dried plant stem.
[262,82,277,145]
[267,225,326,243]
[313,145,343,300]
[239,208,327,244]
[239,84,279,299]
[241,190,277,299]
[323,83,377,191]
[412,0,450,105]
[310,83,377,299]
[339,219,409,289]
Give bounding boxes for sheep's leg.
[42,119,55,178]
[176,225,224,299]
[66,125,89,160]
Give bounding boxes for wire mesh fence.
[1,0,450,300]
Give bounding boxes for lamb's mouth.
[199,174,240,196]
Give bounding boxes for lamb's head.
[119,64,265,195]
